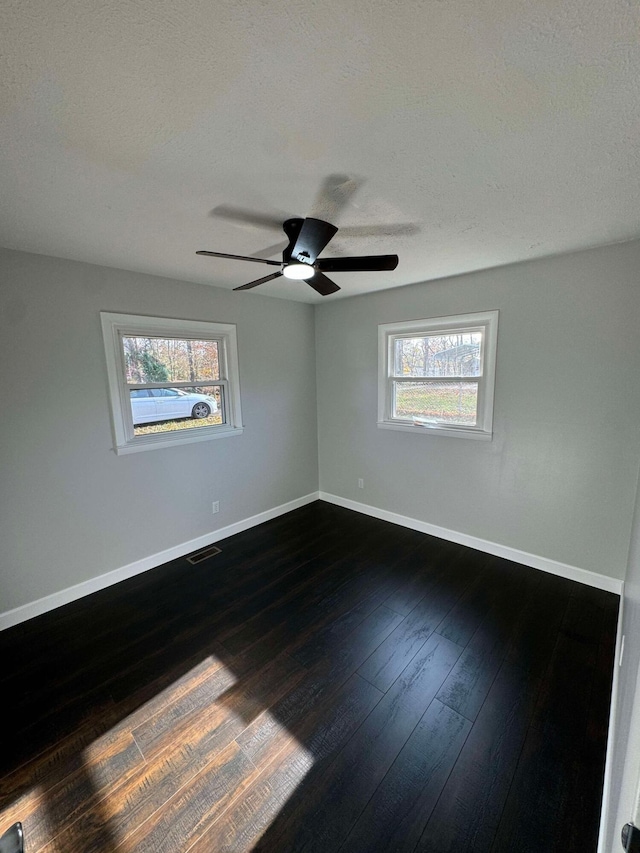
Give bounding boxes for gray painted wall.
[0,249,319,613]
[315,240,640,580]
[3,238,640,619]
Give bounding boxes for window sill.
[114,425,244,455]
[377,421,492,441]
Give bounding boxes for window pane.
[393,381,478,425]
[123,337,220,384]
[131,385,224,436]
[149,388,181,397]
[393,332,482,378]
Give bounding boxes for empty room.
[1,1,640,852]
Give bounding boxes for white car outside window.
[130,389,218,425]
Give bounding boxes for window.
[378,310,498,440]
[101,313,243,454]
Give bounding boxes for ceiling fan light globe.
[283,263,315,280]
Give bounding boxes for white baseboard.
[0,492,320,632]
[319,492,623,595]
[3,488,622,632]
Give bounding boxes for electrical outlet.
[212,501,220,514]
[358,478,364,489]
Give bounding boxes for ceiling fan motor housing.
[197,215,398,296]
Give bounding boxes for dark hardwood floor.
[0,501,618,852]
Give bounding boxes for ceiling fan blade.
[317,254,399,273]
[309,174,363,221]
[255,240,288,258]
[233,272,283,291]
[290,218,338,265]
[210,205,286,231]
[196,250,281,266]
[306,271,341,296]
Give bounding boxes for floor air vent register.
[186,545,222,565]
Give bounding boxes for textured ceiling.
[1,0,639,302]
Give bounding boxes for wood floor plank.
[219,523,422,656]
[219,555,376,656]
[338,698,472,853]
[531,633,598,738]
[433,557,496,646]
[132,652,303,760]
[237,672,383,769]
[28,649,304,853]
[435,571,540,721]
[491,653,613,853]
[256,570,399,667]
[489,726,578,853]
[118,740,256,853]
[189,673,384,853]
[560,593,606,645]
[287,551,429,670]
[255,632,464,853]
[379,538,453,616]
[233,605,403,769]
[3,729,145,853]
[0,657,229,819]
[357,578,468,692]
[222,519,425,670]
[186,740,307,853]
[416,661,541,853]
[504,573,572,675]
[0,696,121,803]
[491,628,610,851]
[434,622,507,723]
[96,716,246,848]
[562,625,617,851]
[289,535,469,674]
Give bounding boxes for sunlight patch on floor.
[67,657,316,853]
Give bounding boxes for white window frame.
[378,310,498,440]
[101,312,243,454]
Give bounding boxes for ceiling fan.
[196,216,399,296]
